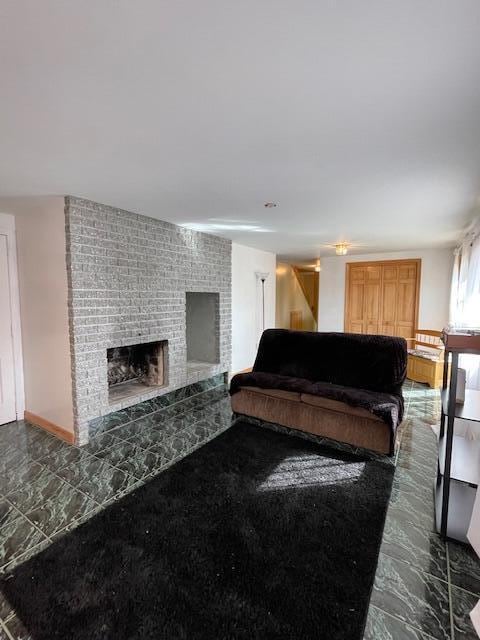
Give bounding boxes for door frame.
[344,258,422,336]
[0,213,25,420]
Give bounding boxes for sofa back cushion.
[252,329,407,394]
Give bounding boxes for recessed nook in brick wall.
[107,340,168,404]
[185,292,221,384]
[186,292,220,365]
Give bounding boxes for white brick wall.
[64,196,232,444]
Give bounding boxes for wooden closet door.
[380,264,398,335]
[345,265,366,333]
[345,259,420,338]
[395,262,418,338]
[345,264,382,334]
[364,265,381,334]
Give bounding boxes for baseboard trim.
[24,411,75,444]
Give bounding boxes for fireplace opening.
[107,340,168,404]
[186,292,220,374]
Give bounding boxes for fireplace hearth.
[107,340,168,403]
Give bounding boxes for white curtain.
[450,226,480,390]
[449,248,461,326]
[465,236,480,328]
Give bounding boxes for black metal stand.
[436,333,480,540]
[439,350,458,537]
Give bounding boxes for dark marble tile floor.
[0,383,232,638]
[365,381,480,640]
[0,380,478,639]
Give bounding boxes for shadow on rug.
[1,422,394,639]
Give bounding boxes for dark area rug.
[1,422,394,640]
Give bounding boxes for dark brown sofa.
[230,329,407,455]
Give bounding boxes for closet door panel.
[365,283,380,334]
[345,265,365,333]
[350,321,364,334]
[365,265,381,333]
[366,265,382,281]
[398,264,417,280]
[396,275,417,338]
[383,265,398,281]
[348,282,365,333]
[350,283,365,320]
[397,281,416,322]
[351,267,366,281]
[380,280,397,335]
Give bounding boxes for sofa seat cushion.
[408,348,442,362]
[240,386,301,402]
[300,393,383,422]
[231,371,403,432]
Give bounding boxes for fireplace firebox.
[107,340,168,403]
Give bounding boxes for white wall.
[276,263,317,331]
[0,197,75,433]
[319,248,454,332]
[232,243,276,374]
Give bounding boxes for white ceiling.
[1,1,479,260]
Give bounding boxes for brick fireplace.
[64,196,231,445]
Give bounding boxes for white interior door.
[0,234,16,424]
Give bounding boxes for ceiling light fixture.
[335,243,349,256]
[264,202,277,208]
